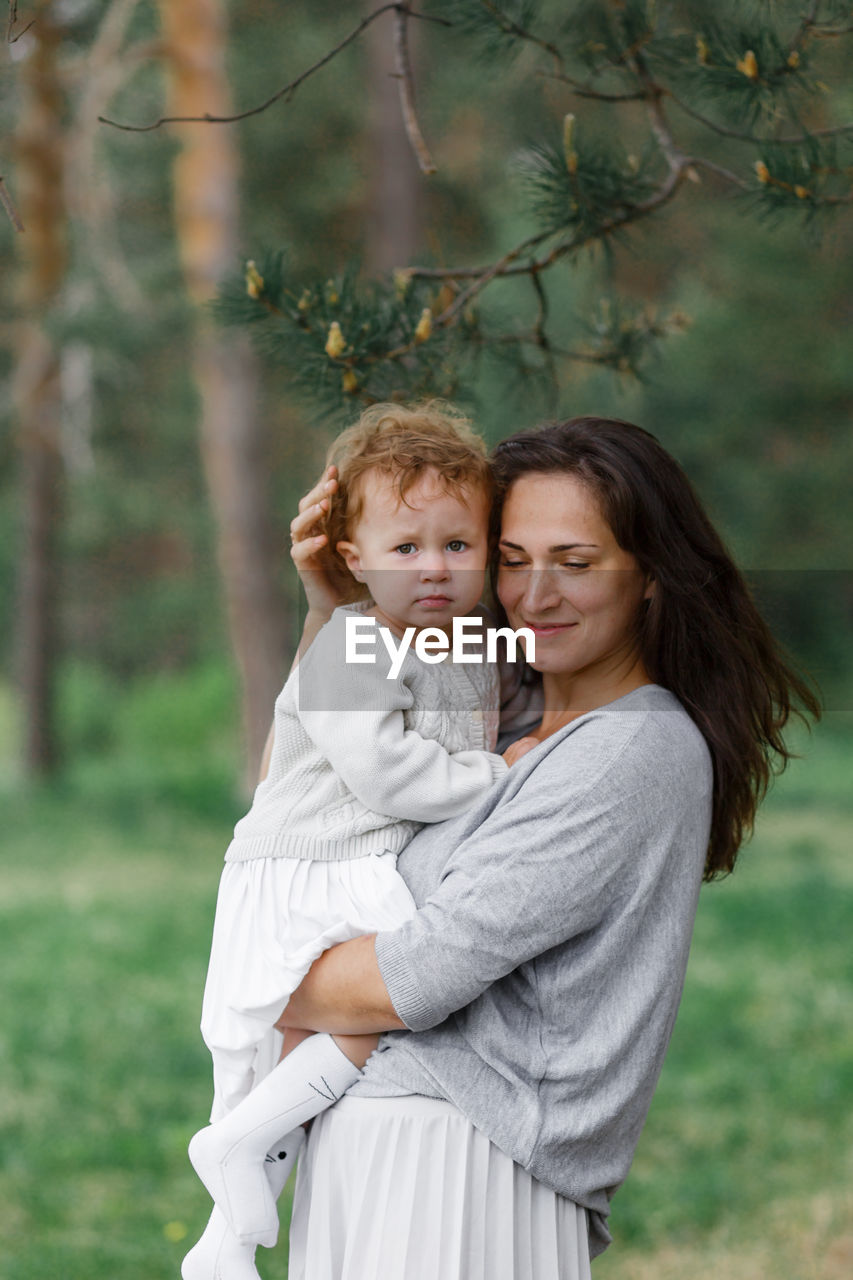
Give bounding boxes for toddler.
[183,404,510,1279]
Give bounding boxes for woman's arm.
[255,466,348,781]
[276,746,608,1037]
[285,707,708,1037]
[279,724,630,1035]
[279,934,405,1035]
[278,735,540,1034]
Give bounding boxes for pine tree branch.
[436,228,557,322]
[0,173,24,231]
[213,4,853,406]
[527,272,559,410]
[787,4,853,45]
[489,331,651,370]
[7,0,34,43]
[549,345,633,366]
[688,157,749,189]
[530,269,548,341]
[667,89,853,146]
[98,3,451,131]
[473,0,564,75]
[399,150,688,297]
[537,71,646,103]
[408,160,689,331]
[812,22,853,37]
[667,92,776,143]
[393,7,436,175]
[634,59,686,177]
[400,229,553,282]
[790,0,825,53]
[778,120,853,144]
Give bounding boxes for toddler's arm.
[296,614,508,823]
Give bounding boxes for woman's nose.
[520,569,562,613]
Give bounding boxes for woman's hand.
[289,464,347,621]
[502,736,539,767]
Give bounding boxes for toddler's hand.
[290,465,348,618]
[502,736,539,767]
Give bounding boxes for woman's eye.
[447,539,467,552]
[395,543,416,555]
[562,561,590,570]
[498,558,527,568]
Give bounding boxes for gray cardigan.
[353,684,713,1257]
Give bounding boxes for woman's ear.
[336,540,364,582]
[643,575,656,602]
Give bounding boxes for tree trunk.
[13,3,67,777]
[364,5,424,273]
[157,0,289,788]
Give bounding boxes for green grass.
[0,677,850,1278]
[0,793,251,1278]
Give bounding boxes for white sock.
[182,1128,305,1279]
[262,1123,305,1199]
[181,1207,258,1280]
[188,1034,359,1246]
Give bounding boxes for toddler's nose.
[419,556,451,581]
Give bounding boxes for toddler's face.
[337,467,490,636]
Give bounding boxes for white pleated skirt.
[200,852,416,1119]
[288,1095,591,1280]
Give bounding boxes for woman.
[279,414,817,1278]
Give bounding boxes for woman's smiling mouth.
[523,621,578,636]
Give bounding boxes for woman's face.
[497,472,652,680]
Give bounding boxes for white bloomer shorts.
[199,851,416,1119]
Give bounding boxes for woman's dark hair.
[490,416,821,881]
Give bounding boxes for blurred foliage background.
[1,1,851,1276]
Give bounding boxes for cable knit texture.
[225,603,506,864]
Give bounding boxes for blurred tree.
[156,0,288,785]
[13,0,66,776]
[2,0,851,782]
[5,0,210,779]
[364,1,427,272]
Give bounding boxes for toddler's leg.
[279,1025,314,1057]
[181,1128,304,1280]
[331,1032,380,1069]
[188,1031,375,1245]
[237,1031,376,1208]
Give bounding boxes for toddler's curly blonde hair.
[321,402,493,599]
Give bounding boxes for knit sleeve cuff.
[375,929,437,1033]
[488,752,510,782]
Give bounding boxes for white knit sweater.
[225,603,507,863]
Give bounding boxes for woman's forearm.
[278,934,406,1035]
